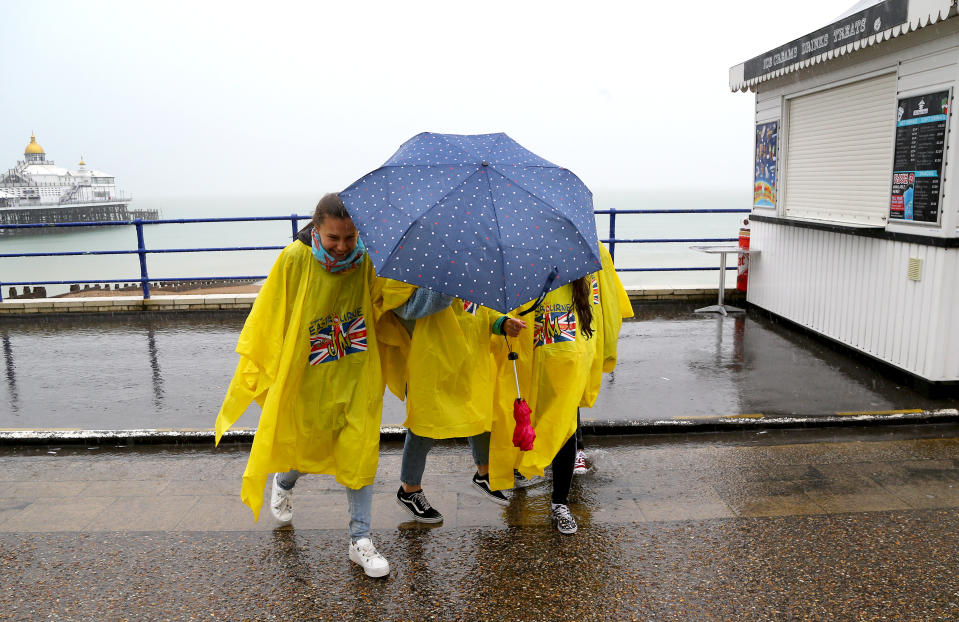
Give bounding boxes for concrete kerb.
[0,294,260,316]
[1,409,957,447]
[0,289,742,316]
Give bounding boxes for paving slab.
[3,496,116,533]
[86,495,200,532]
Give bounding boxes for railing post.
[134,219,151,300]
[608,208,617,263]
[291,214,299,239]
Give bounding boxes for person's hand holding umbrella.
[502,317,526,337]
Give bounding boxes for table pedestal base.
[694,304,745,316]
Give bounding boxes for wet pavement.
[2,425,959,620]
[1,305,956,432]
[593,304,956,420]
[2,304,959,619]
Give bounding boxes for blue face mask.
[311,226,366,273]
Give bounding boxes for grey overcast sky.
[1,0,848,199]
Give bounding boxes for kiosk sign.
[890,90,950,224]
[743,0,908,81]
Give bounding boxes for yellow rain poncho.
[378,280,503,439]
[214,239,392,521]
[582,243,634,406]
[489,243,632,490]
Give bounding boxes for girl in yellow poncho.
[378,281,525,523]
[489,243,632,534]
[214,194,396,578]
[573,243,634,474]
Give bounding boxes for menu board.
[890,90,950,223]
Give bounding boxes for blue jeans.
[276,470,372,541]
[400,430,490,487]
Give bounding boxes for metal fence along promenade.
[0,208,750,302]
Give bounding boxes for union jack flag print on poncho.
[534,307,577,347]
[309,313,368,365]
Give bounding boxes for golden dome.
[24,133,44,155]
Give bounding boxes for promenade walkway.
[2,426,959,620]
[2,301,958,619]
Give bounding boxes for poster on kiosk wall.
[890,90,950,224]
[753,122,777,208]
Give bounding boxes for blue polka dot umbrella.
[340,132,601,313]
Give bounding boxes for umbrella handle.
[518,266,559,317]
[511,357,521,399]
[505,336,522,399]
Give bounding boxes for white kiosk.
[729,0,959,388]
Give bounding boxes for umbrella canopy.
[341,132,601,313]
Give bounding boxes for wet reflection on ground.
[0,312,410,428]
[0,314,249,429]
[1,305,955,430]
[270,527,313,589]
[592,305,952,419]
[146,328,164,408]
[2,329,17,412]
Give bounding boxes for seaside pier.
[0,134,157,235]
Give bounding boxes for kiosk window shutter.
[784,73,897,225]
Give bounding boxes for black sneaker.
[396,486,443,523]
[471,472,509,506]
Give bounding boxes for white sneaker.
[551,504,578,534]
[349,537,390,578]
[573,450,588,475]
[270,474,293,524]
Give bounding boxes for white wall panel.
[748,220,958,380]
[898,45,958,94]
[938,248,959,378]
[900,47,959,78]
[756,94,781,124]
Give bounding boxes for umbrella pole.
[505,336,522,399]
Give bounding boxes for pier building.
[0,134,156,233]
[729,0,959,389]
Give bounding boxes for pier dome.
[24,134,44,154]
[24,134,45,163]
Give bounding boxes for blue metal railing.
[0,208,750,302]
[596,208,750,270]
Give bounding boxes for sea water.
[0,188,750,297]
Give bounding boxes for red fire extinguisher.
[737,219,750,292]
